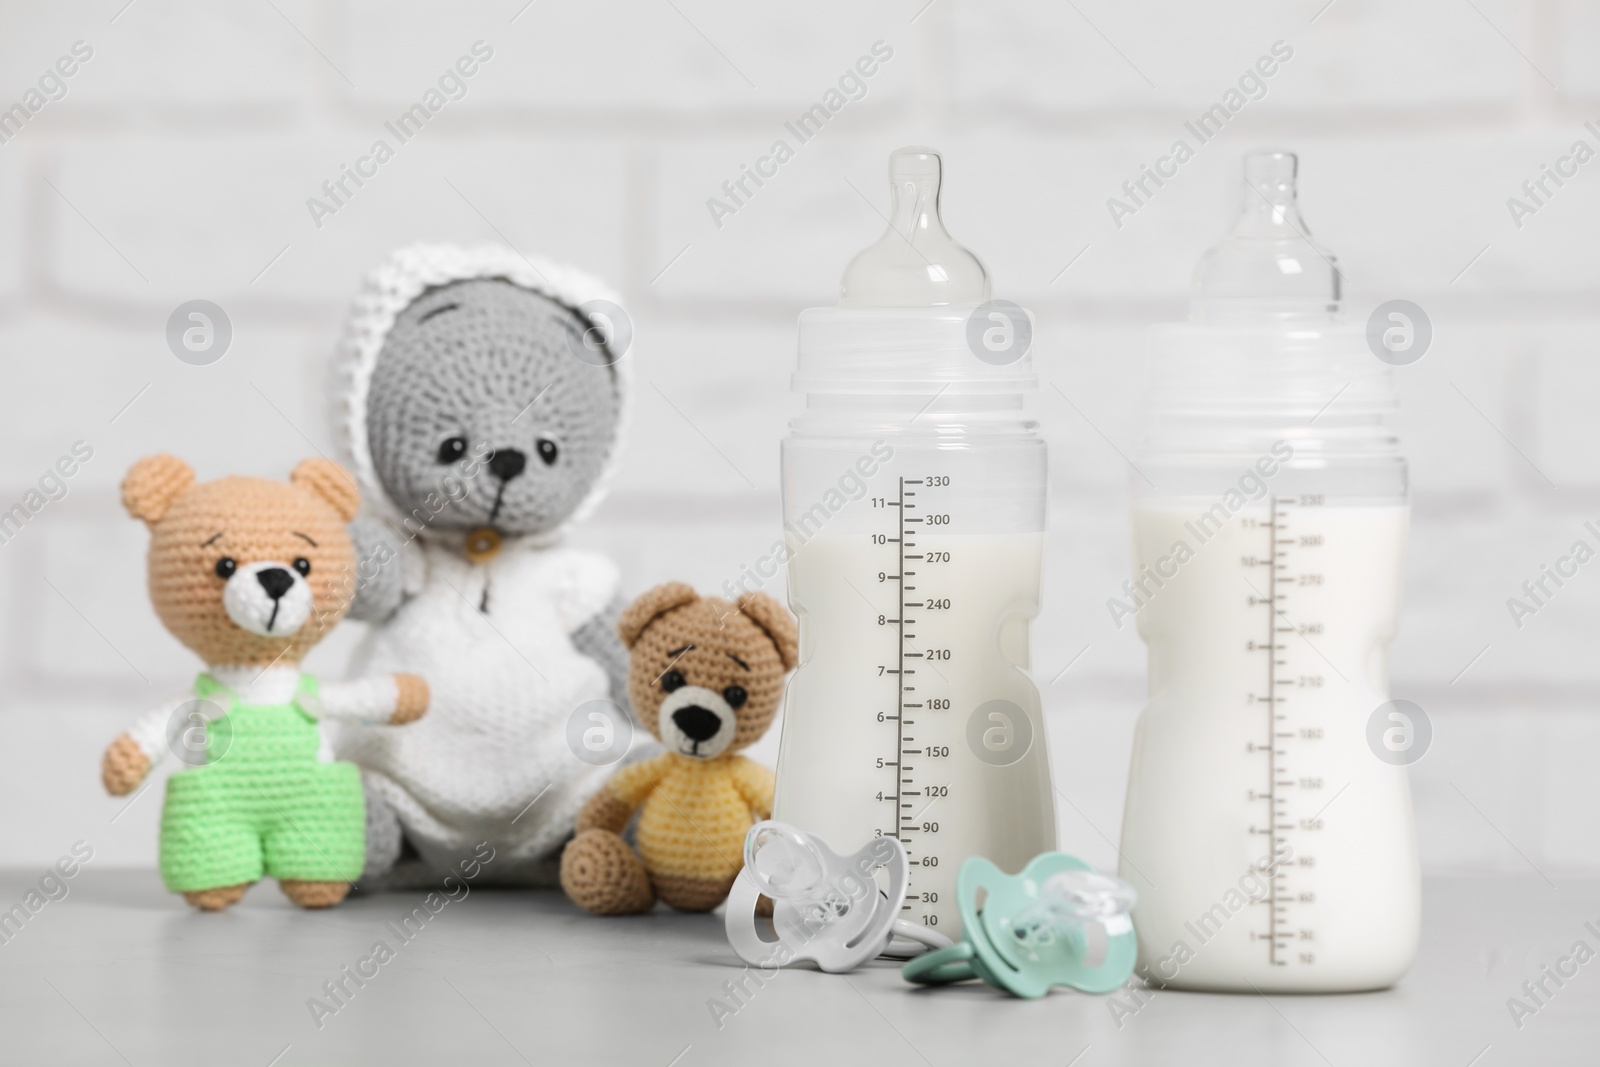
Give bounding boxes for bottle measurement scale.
[874,475,949,929]
[1122,492,1412,990]
[1244,497,1326,970]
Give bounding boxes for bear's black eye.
[214,557,237,579]
[293,557,312,577]
[723,685,748,709]
[436,437,467,464]
[660,670,685,693]
[537,438,559,466]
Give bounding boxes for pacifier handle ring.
[889,918,954,953]
[902,941,978,985]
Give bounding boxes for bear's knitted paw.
[389,673,429,724]
[346,517,406,622]
[561,829,655,915]
[183,883,251,911]
[280,880,351,909]
[101,733,150,796]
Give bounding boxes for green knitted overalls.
[159,673,365,892]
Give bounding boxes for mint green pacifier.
[902,852,1137,998]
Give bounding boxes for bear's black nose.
[672,705,722,743]
[256,567,295,601]
[488,448,527,482]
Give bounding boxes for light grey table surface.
[0,871,1593,1066]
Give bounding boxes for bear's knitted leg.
[359,774,404,884]
[183,883,251,911]
[561,829,655,915]
[653,872,737,913]
[280,880,351,908]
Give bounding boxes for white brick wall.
[1,0,1594,876]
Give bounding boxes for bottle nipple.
[839,146,990,307]
[1193,150,1341,321]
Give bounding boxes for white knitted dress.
[340,537,619,875]
[328,244,633,880]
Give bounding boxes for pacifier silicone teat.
[839,146,989,308]
[725,821,952,974]
[902,853,1138,998]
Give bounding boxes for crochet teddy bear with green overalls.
[101,455,430,911]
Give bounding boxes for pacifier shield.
[980,856,1099,978]
[918,852,1138,998]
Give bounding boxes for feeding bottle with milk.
[1117,150,1419,992]
[773,146,1056,937]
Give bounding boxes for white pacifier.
[725,821,951,974]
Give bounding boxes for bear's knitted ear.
[736,591,799,671]
[122,454,195,526]
[290,458,361,521]
[618,582,699,648]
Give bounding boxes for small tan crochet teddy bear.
[560,582,797,914]
[101,456,429,911]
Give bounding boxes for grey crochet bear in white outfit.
[330,244,633,886]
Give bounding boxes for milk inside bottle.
[1117,150,1420,992]
[773,147,1056,937]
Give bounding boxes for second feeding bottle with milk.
[772,147,1056,937]
[1117,151,1419,992]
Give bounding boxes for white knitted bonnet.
[334,243,633,532]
